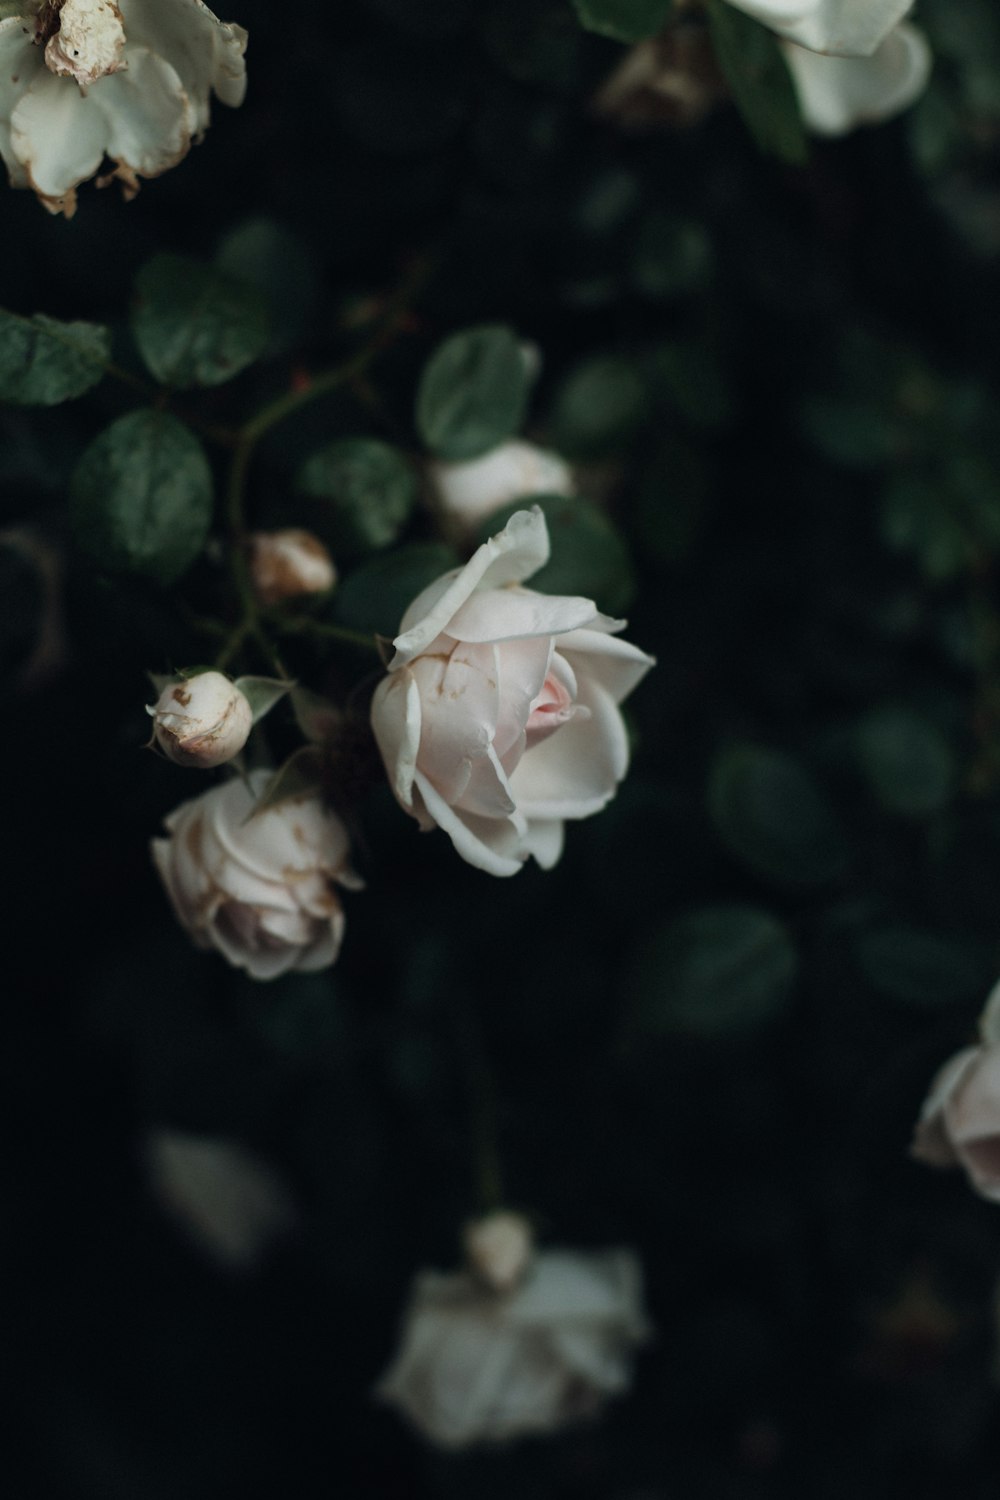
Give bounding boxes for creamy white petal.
[119,0,248,126]
[430,441,575,533]
[556,630,656,704]
[493,636,553,762]
[512,677,629,820]
[520,817,564,870]
[90,45,195,177]
[911,1048,983,1167]
[413,770,524,877]
[371,670,423,808]
[727,0,913,57]
[391,509,550,669]
[0,19,42,189]
[445,586,600,645]
[782,22,930,137]
[980,979,1000,1047]
[11,68,108,203]
[409,645,499,807]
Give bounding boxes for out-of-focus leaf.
[0,310,109,405]
[216,219,321,356]
[635,904,798,1037]
[548,355,649,457]
[570,0,672,43]
[855,706,955,818]
[131,253,270,389]
[854,925,993,1007]
[296,438,417,555]
[631,212,713,301]
[474,493,635,613]
[708,744,850,886]
[334,542,459,637]
[416,325,532,460]
[69,410,213,586]
[706,0,808,164]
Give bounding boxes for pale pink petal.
[726,0,913,57]
[512,677,629,820]
[556,631,655,705]
[493,637,553,762]
[944,1048,1000,1201]
[446,586,599,644]
[413,770,525,877]
[410,645,500,806]
[371,670,423,808]
[911,1048,980,1168]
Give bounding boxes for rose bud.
[248,528,337,607]
[376,1246,651,1448]
[148,670,253,769]
[463,1211,534,1294]
[428,440,574,538]
[152,769,362,980]
[370,507,654,877]
[0,0,247,217]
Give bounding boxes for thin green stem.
[271,615,381,654]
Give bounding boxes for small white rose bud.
[248,529,337,607]
[44,0,127,87]
[149,670,253,769]
[428,440,575,537]
[463,1211,534,1293]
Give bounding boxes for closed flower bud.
[429,440,574,537]
[463,1211,534,1293]
[248,529,337,607]
[376,1246,651,1448]
[148,670,252,769]
[0,0,248,216]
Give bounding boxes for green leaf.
[855,706,955,818]
[708,744,850,886]
[631,212,713,301]
[570,0,672,43]
[416,325,532,460]
[854,925,993,1008]
[0,310,110,406]
[296,438,418,555]
[131,253,270,389]
[474,494,636,613]
[215,218,320,356]
[233,676,292,726]
[253,747,324,814]
[548,355,649,457]
[334,542,459,638]
[706,0,808,165]
[635,904,798,1038]
[69,410,213,585]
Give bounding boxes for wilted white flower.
[0,0,247,216]
[463,1210,534,1293]
[376,1247,650,1448]
[148,669,253,769]
[912,978,1000,1202]
[152,768,362,980]
[726,0,914,57]
[782,21,930,136]
[248,528,337,607]
[429,440,575,538]
[370,508,653,878]
[144,1128,297,1270]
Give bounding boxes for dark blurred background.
[7,0,1000,1495]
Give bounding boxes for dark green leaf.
[0,310,109,406]
[69,410,213,585]
[706,0,808,165]
[475,494,636,613]
[131,253,270,388]
[334,542,459,637]
[635,904,798,1037]
[708,744,850,886]
[548,355,649,457]
[856,706,955,818]
[215,218,320,356]
[631,212,713,301]
[570,0,672,44]
[296,438,417,555]
[854,925,993,1008]
[416,325,531,460]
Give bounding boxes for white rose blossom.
[248,528,337,608]
[726,0,914,58]
[912,979,1000,1203]
[370,508,654,878]
[152,769,362,981]
[376,1247,650,1449]
[429,440,575,538]
[0,0,247,216]
[782,21,930,136]
[148,669,253,769]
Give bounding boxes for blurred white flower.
[370,508,654,878]
[248,528,337,607]
[0,0,247,216]
[148,669,252,769]
[726,0,914,57]
[912,978,1000,1202]
[144,1128,297,1270]
[782,22,930,135]
[429,440,575,538]
[463,1210,534,1293]
[152,769,362,981]
[376,1247,650,1448]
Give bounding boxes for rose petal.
[0,20,42,190]
[556,630,655,704]
[781,22,930,137]
[726,0,914,58]
[520,818,564,870]
[493,636,553,762]
[413,770,524,876]
[944,1048,1000,1201]
[371,670,423,808]
[11,69,109,202]
[391,509,550,669]
[446,586,600,645]
[409,644,500,807]
[512,676,629,820]
[119,0,248,124]
[89,45,196,177]
[911,1047,980,1169]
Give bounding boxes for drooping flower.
[0,0,247,216]
[376,1245,650,1448]
[370,508,654,878]
[152,769,362,981]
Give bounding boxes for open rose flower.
[370,508,654,877]
[912,979,1000,1202]
[782,21,930,136]
[376,1246,650,1449]
[152,769,362,981]
[0,0,247,216]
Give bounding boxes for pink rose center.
[524,671,575,751]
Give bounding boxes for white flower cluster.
[0,0,247,215]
